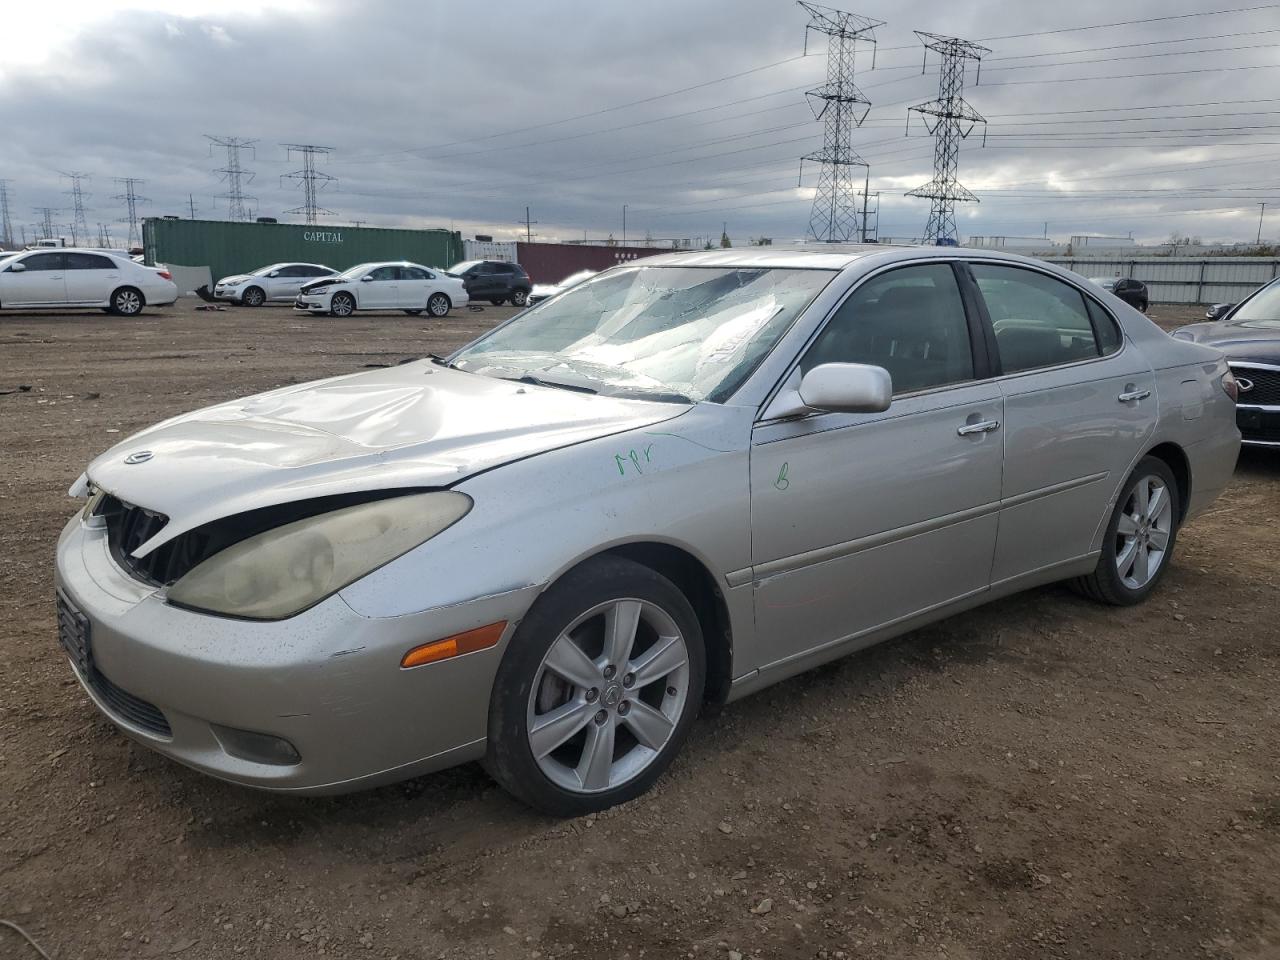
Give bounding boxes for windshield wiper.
[500,374,598,395]
[429,353,460,370]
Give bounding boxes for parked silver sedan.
[54,247,1240,815]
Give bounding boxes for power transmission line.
[906,32,990,244]
[281,144,336,223]
[206,135,258,221]
[112,177,149,248]
[795,2,882,243]
[0,180,13,248]
[978,2,1280,42]
[60,171,91,246]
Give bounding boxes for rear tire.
[109,286,144,316]
[1071,456,1179,606]
[427,292,451,317]
[511,288,529,307]
[329,292,355,317]
[241,286,266,307]
[485,556,705,817]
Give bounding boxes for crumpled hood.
[217,274,253,285]
[86,361,689,553]
[1174,319,1280,363]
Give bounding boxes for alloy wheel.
[114,290,141,315]
[1115,475,1173,589]
[243,287,265,307]
[331,294,354,317]
[512,289,528,306]
[526,598,690,794]
[428,293,449,317]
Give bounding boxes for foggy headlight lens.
[166,492,471,620]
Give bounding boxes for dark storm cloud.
[2,0,1278,245]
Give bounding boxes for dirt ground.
[1,299,1277,960]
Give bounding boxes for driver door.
[359,265,399,308]
[2,252,68,305]
[749,262,1004,671]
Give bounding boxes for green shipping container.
[142,218,464,284]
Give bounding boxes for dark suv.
[447,260,532,306]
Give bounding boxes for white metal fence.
[1042,256,1280,304]
[462,239,518,262]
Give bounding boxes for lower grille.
[1233,366,1280,407]
[89,668,172,737]
[56,590,172,737]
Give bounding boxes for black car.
[1173,275,1280,449]
[447,260,532,306]
[1088,276,1149,312]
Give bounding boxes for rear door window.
[66,253,115,270]
[970,264,1103,374]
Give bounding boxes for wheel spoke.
[603,600,642,668]
[529,698,594,759]
[1116,513,1139,537]
[623,699,675,751]
[1147,483,1166,521]
[577,717,615,790]
[1133,541,1150,585]
[1115,537,1138,580]
[1148,526,1170,551]
[544,635,600,689]
[629,635,687,688]
[1135,480,1150,517]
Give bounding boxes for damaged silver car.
[55,247,1240,815]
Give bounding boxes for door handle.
[957,419,1000,436]
[1118,389,1151,402]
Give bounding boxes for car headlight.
[166,492,471,620]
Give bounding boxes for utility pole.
[1258,202,1267,245]
[797,2,882,243]
[112,177,149,248]
[281,144,336,223]
[622,204,628,246]
[205,135,258,221]
[519,206,538,242]
[906,32,990,244]
[0,180,13,248]
[860,166,871,242]
[61,171,91,246]
[188,193,198,219]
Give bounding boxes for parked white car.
[0,249,177,315]
[528,269,597,306]
[214,263,337,306]
[294,261,469,317]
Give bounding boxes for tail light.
[1221,370,1239,402]
[157,270,172,280]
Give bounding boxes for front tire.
[241,286,266,307]
[485,556,705,817]
[1072,456,1179,606]
[329,292,355,317]
[109,286,144,316]
[427,292,451,317]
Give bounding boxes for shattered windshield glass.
[451,265,835,402]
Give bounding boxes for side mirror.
[9,262,26,273]
[799,363,892,413]
[360,275,374,282]
[268,271,280,278]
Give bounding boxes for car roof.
[628,244,920,270]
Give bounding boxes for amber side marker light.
[400,621,507,668]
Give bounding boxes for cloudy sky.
[2,0,1278,247]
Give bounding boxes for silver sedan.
[54,247,1241,815]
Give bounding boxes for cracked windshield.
[451,266,835,402]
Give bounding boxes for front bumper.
[293,296,328,312]
[54,512,539,794]
[213,285,245,302]
[1236,406,1280,447]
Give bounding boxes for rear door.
[397,266,430,307]
[1,252,67,305]
[965,261,1156,583]
[64,252,120,304]
[750,262,1004,669]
